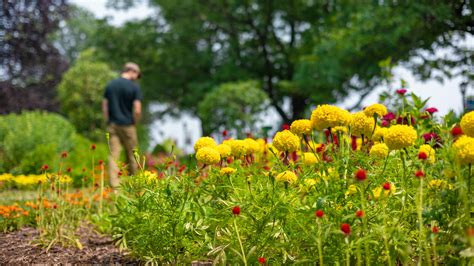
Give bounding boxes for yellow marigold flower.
[196,147,220,165]
[419,144,436,164]
[303,178,318,190]
[345,184,358,197]
[59,175,72,184]
[220,167,237,175]
[194,136,217,152]
[372,126,387,141]
[256,138,267,153]
[350,111,375,137]
[310,104,351,131]
[428,179,453,190]
[275,170,298,184]
[364,103,388,118]
[215,144,231,158]
[453,135,474,165]
[460,111,474,137]
[369,143,389,159]
[272,130,300,152]
[143,170,158,181]
[0,173,13,182]
[244,138,261,154]
[332,126,348,134]
[372,183,396,200]
[302,152,319,165]
[228,139,249,158]
[290,119,313,136]
[384,125,417,150]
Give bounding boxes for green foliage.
[197,81,269,136]
[57,49,116,140]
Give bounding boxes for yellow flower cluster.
[384,125,417,150]
[290,119,313,136]
[195,147,220,165]
[194,137,217,152]
[275,170,298,184]
[419,144,436,164]
[220,167,236,175]
[364,103,388,118]
[310,105,351,131]
[272,130,300,152]
[345,184,358,197]
[372,127,387,141]
[453,136,474,165]
[215,144,231,158]
[227,139,249,158]
[372,183,396,200]
[331,126,348,134]
[370,143,389,159]
[350,112,375,137]
[460,111,474,137]
[302,152,319,165]
[428,179,453,190]
[244,138,260,154]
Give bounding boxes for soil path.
[0,224,138,264]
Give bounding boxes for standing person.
[102,62,143,188]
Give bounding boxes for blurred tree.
[0,0,69,114]
[57,49,116,141]
[102,0,472,124]
[198,81,269,136]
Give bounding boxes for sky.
[72,0,473,153]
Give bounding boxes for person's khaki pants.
[108,124,138,188]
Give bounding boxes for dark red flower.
[41,164,49,171]
[451,126,463,137]
[355,210,364,218]
[341,223,351,236]
[315,209,324,218]
[351,136,357,151]
[282,124,290,130]
[61,151,68,158]
[118,171,123,176]
[232,206,241,215]
[383,182,391,191]
[178,165,186,173]
[381,120,390,127]
[432,226,439,234]
[91,144,96,150]
[396,115,416,125]
[258,257,266,264]
[418,152,428,160]
[66,167,72,173]
[316,144,325,153]
[98,160,104,165]
[53,203,57,209]
[355,169,367,181]
[222,130,228,137]
[425,107,438,114]
[422,132,442,148]
[383,112,396,121]
[415,170,425,178]
[396,89,407,95]
[263,165,271,171]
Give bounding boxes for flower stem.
[317,219,323,266]
[359,185,370,265]
[417,177,424,266]
[233,218,247,266]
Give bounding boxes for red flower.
[451,126,463,137]
[432,226,439,234]
[61,151,68,158]
[316,144,325,153]
[418,152,427,160]
[98,160,104,166]
[41,164,49,171]
[178,165,186,173]
[396,89,407,95]
[118,171,123,176]
[263,165,271,171]
[315,209,324,218]
[351,136,357,151]
[396,115,416,125]
[425,107,438,114]
[53,203,57,209]
[282,124,290,130]
[383,182,391,191]
[355,210,364,218]
[381,120,389,127]
[340,223,351,236]
[226,157,233,164]
[258,257,266,264]
[66,167,72,173]
[91,144,96,150]
[415,170,425,178]
[222,130,228,137]
[383,112,396,121]
[355,169,367,181]
[232,206,241,215]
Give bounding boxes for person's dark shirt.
[104,77,143,125]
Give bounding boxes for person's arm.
[133,100,142,124]
[102,99,109,123]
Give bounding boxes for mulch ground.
[0,224,138,264]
